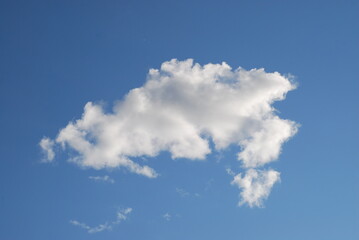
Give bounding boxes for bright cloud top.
[41,59,298,206]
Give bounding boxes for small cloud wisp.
[89,175,115,184]
[70,208,132,234]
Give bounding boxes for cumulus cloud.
[70,208,132,234]
[39,137,55,162]
[238,117,297,168]
[231,169,280,207]
[40,59,298,206]
[89,175,115,183]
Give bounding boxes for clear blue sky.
[0,0,358,239]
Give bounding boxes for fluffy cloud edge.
[39,137,55,163]
[231,169,281,207]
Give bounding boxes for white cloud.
[39,137,55,162]
[41,59,298,206]
[163,213,171,221]
[226,168,235,176]
[116,207,132,221]
[70,208,132,234]
[231,169,280,207]
[70,220,111,234]
[176,187,190,197]
[237,117,298,168]
[89,175,115,183]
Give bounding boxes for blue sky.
[0,0,358,239]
